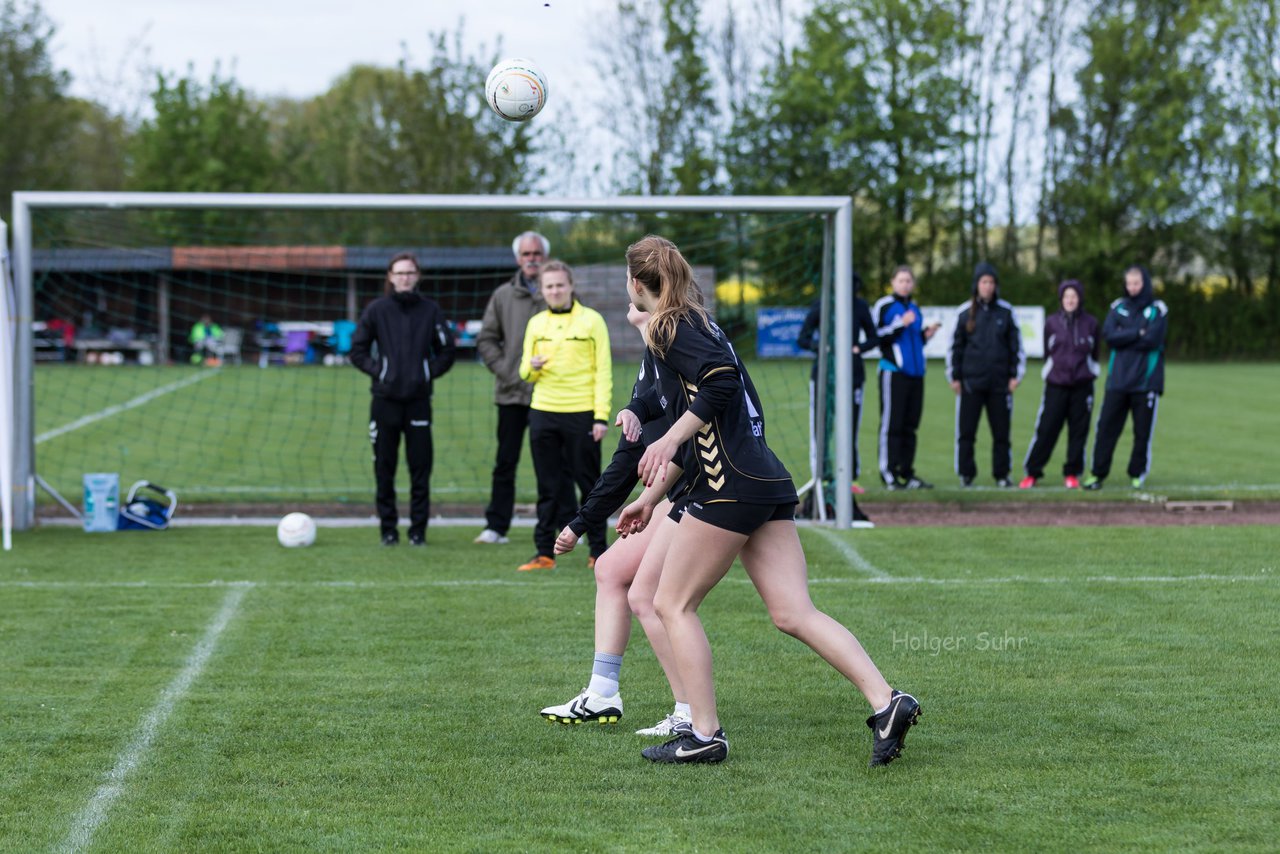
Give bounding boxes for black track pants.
[1090,390,1160,482]
[1023,382,1094,478]
[529,410,605,558]
[954,386,1013,481]
[370,396,434,537]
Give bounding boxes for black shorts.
[666,495,690,524]
[685,500,796,535]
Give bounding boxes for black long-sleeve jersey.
[627,315,795,506]
[568,351,690,536]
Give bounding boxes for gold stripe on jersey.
[684,378,725,491]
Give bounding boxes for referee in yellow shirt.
[517,260,613,571]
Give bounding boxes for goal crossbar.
[8,192,857,532]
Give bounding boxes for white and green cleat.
[540,688,623,725]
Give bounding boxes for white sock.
[873,701,890,716]
[587,674,619,697]
[674,702,691,718]
[691,725,716,742]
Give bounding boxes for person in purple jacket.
[1019,280,1099,489]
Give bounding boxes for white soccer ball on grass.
[277,512,317,548]
[485,58,548,122]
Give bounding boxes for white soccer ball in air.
[485,58,548,122]
[277,512,317,548]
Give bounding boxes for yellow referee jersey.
[519,300,613,421]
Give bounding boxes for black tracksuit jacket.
[350,292,457,400]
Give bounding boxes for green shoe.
[1131,477,1143,489]
[1082,475,1102,491]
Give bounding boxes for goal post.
[9,191,857,532]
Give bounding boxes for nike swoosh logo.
[675,741,722,758]
[877,705,900,739]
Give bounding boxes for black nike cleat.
[641,726,728,764]
[866,690,921,767]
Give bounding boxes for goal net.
[10,193,858,530]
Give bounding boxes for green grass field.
[3,524,1278,850]
[32,360,1280,509]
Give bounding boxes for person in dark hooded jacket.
[946,262,1025,486]
[796,270,878,517]
[1084,265,1168,490]
[349,252,457,545]
[1020,280,1099,489]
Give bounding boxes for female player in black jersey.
[617,235,921,767]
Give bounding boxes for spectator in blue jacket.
[946,262,1026,487]
[1020,280,1099,489]
[1084,265,1168,490]
[873,266,942,489]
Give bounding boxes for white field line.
[807,526,891,580]
[37,371,217,445]
[7,573,1272,594]
[58,583,252,854]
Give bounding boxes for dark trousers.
[1091,390,1160,481]
[809,380,866,482]
[484,403,529,535]
[877,371,924,484]
[529,409,606,558]
[370,396,433,537]
[955,386,1013,481]
[1024,382,1094,478]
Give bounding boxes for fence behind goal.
[10,193,859,529]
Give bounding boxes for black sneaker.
[866,690,921,767]
[381,531,399,546]
[903,477,933,490]
[408,531,426,547]
[885,478,903,491]
[641,726,728,764]
[994,477,1013,488]
[1083,475,1103,491]
[960,476,974,487]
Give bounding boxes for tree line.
[2,0,1276,357]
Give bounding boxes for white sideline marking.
[37,371,217,445]
[807,527,890,580]
[58,583,252,854]
[15,572,1268,593]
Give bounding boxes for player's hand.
[530,354,549,370]
[591,422,609,442]
[950,380,961,394]
[901,309,917,326]
[615,408,642,442]
[554,526,579,554]
[1008,378,1020,392]
[637,439,676,487]
[616,501,654,538]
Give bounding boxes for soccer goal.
[7,192,860,534]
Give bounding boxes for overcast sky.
[42,0,754,127]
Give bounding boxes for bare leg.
[740,520,892,710]
[625,504,685,702]
[651,514,747,735]
[591,521,653,655]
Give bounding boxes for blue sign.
[756,307,810,358]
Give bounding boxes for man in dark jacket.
[349,252,457,546]
[1085,265,1168,490]
[946,261,1026,486]
[473,232,549,544]
[796,271,877,521]
[1020,280,1099,489]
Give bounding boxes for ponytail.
[625,235,708,358]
